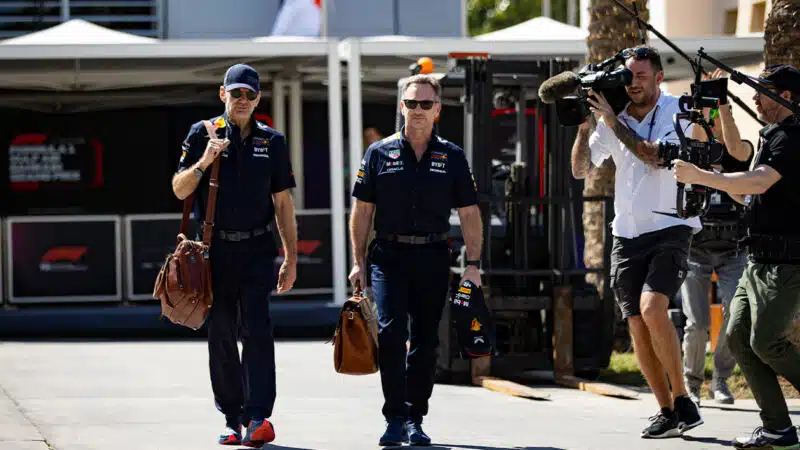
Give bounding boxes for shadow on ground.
[254,445,316,450]
[700,404,800,415]
[681,435,734,447]
[427,444,565,450]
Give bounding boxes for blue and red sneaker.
[242,419,276,448]
[217,425,242,445]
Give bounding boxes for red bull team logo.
[471,318,482,332]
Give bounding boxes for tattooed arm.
[586,89,666,169]
[606,116,663,168]
[571,116,596,179]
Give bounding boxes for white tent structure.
[1,19,158,45]
[0,21,349,306]
[475,16,588,41]
[0,21,333,100]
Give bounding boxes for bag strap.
[179,192,193,237]
[201,120,224,245]
[177,120,224,245]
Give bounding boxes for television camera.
[539,44,728,219]
[538,52,632,126]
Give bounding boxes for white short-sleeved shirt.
[589,91,703,239]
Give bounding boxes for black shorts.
[610,225,692,318]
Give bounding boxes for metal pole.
[346,39,363,271]
[347,39,363,209]
[461,0,468,36]
[567,0,577,26]
[327,40,347,305]
[289,79,304,209]
[320,0,328,37]
[542,0,552,18]
[61,0,70,21]
[272,79,286,133]
[155,0,167,38]
[515,88,526,164]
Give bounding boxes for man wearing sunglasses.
[349,74,482,447]
[571,45,704,439]
[674,64,800,450]
[172,63,298,447]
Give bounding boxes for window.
[750,1,766,33]
[69,0,160,37]
[0,0,160,39]
[724,8,738,35]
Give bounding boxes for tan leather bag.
[153,120,223,330]
[331,285,379,375]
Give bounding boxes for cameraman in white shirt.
[571,46,703,440]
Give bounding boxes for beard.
[627,83,658,107]
[629,91,653,106]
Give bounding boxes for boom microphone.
[538,71,581,104]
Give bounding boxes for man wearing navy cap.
[172,63,298,447]
[673,63,800,449]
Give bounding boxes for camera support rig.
[654,53,728,219]
[653,46,800,219]
[402,54,637,398]
[698,48,800,116]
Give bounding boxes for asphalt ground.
[0,339,797,450]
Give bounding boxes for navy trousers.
[368,238,451,422]
[207,234,277,428]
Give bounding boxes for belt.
[376,232,448,245]
[213,225,271,242]
[703,219,740,229]
[695,220,741,246]
[740,234,800,264]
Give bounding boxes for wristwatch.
[193,167,204,180]
[465,259,482,269]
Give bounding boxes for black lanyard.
[622,105,659,141]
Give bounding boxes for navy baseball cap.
[751,64,800,94]
[224,64,260,92]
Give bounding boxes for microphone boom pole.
[609,0,765,126]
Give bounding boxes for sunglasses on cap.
[230,89,258,101]
[402,99,437,110]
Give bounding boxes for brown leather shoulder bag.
[153,120,223,330]
[331,284,379,375]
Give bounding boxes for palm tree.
[763,0,800,348]
[764,0,800,68]
[582,0,648,349]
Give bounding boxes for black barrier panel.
[6,216,121,303]
[126,212,340,300]
[125,214,199,301]
[272,212,335,295]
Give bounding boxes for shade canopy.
[475,16,588,41]
[1,19,158,46]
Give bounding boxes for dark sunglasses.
[621,47,652,59]
[230,89,258,101]
[403,99,437,110]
